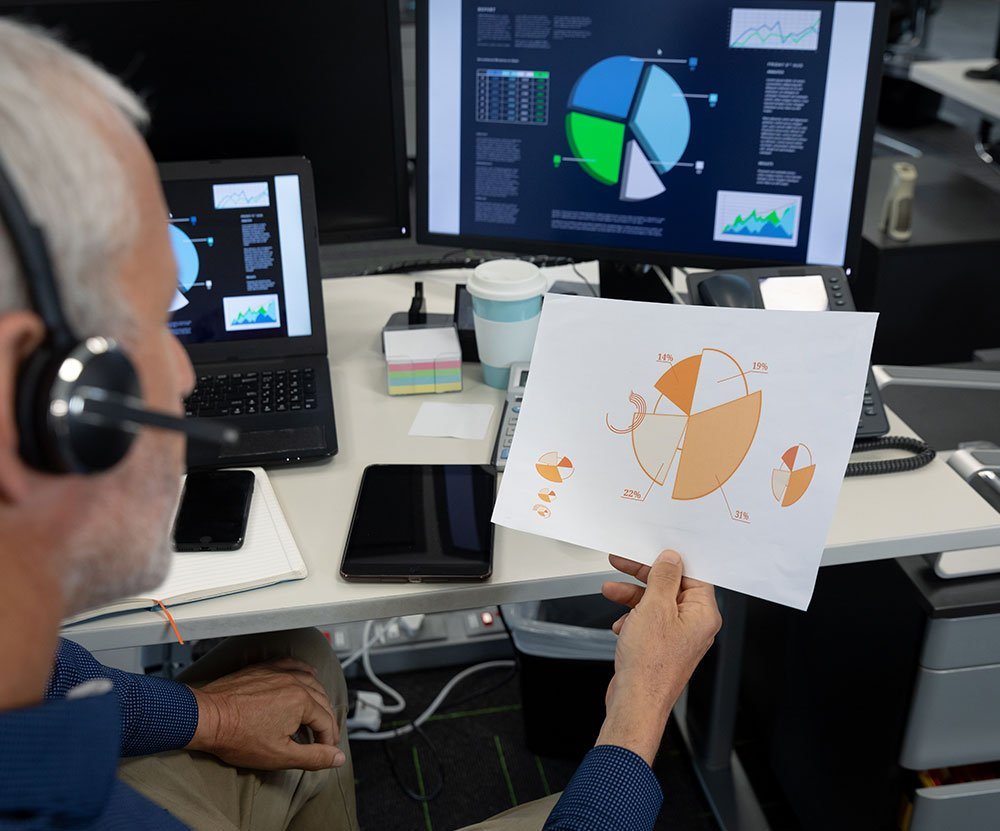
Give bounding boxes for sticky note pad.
[383,326,463,395]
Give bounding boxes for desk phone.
[493,362,530,470]
[686,266,890,440]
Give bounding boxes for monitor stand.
[598,260,675,303]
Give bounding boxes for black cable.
[362,253,577,276]
[381,722,445,803]
[445,663,518,710]
[570,262,599,297]
[845,435,935,476]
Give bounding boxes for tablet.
[340,464,496,582]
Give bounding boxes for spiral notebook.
[65,468,307,625]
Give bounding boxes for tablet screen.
[341,465,496,580]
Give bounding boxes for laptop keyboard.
[185,368,317,418]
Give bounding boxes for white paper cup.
[467,260,548,388]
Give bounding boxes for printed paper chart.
[607,348,762,501]
[536,452,575,483]
[564,56,691,201]
[772,444,816,507]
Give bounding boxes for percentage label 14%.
[657,353,674,364]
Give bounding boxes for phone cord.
[845,436,936,477]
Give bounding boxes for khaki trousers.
[120,628,561,831]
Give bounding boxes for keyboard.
[185,367,318,418]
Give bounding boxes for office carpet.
[348,663,720,831]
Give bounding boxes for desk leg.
[674,589,771,831]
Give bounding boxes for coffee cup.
[466,259,548,388]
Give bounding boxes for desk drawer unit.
[909,779,1000,831]
[900,614,1000,770]
[901,614,1000,831]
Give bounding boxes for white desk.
[64,273,1000,652]
[910,59,1000,121]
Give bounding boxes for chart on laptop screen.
[162,175,312,345]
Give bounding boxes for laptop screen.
[162,174,313,345]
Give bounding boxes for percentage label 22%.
[621,488,644,501]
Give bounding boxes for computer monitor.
[2,0,410,243]
[418,0,888,272]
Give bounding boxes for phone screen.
[341,464,496,580]
[173,470,255,551]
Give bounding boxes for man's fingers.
[266,657,318,676]
[680,576,714,594]
[298,689,337,747]
[608,554,651,584]
[644,550,684,601]
[282,737,345,771]
[602,580,645,609]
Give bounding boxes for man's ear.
[0,311,47,503]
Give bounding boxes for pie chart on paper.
[608,348,762,501]
[536,452,575,483]
[772,444,816,507]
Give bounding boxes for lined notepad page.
[149,467,307,603]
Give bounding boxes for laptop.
[159,157,338,469]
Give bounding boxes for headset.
[0,154,237,474]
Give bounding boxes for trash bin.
[501,595,621,758]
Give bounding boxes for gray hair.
[0,18,149,338]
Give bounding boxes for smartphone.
[172,470,255,552]
[341,464,496,582]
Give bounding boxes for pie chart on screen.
[168,224,200,313]
[564,55,691,201]
[536,452,575,483]
[772,444,816,507]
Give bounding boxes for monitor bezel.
[0,0,412,245]
[416,0,890,274]
[158,156,329,363]
[322,0,412,245]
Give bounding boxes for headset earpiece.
[16,336,142,474]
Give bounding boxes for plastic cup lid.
[468,259,548,302]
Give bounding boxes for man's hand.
[596,549,722,765]
[186,657,346,771]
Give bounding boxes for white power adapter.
[399,614,425,636]
[346,690,383,733]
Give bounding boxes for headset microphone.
[71,387,239,447]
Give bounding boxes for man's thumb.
[646,549,684,600]
[288,739,340,771]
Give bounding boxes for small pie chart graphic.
[772,444,816,507]
[536,452,575,483]
[169,224,200,313]
[538,488,558,503]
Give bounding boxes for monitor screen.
[418,0,885,269]
[1,0,410,243]
[161,173,312,346]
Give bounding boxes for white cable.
[360,619,406,714]
[652,264,687,305]
[349,659,516,742]
[339,616,399,671]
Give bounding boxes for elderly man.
[0,19,721,831]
